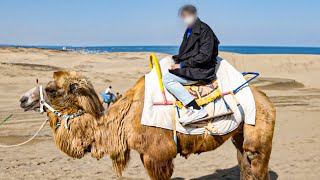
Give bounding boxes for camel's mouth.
[20,97,40,112]
[20,86,41,112]
[84,145,92,154]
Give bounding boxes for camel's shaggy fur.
[22,71,275,180]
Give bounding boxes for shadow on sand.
[172,165,278,180]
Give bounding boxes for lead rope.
[0,118,48,148]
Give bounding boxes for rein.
[0,86,85,148]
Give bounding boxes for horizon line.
[0,44,320,48]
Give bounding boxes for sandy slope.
[0,47,319,179]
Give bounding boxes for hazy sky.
[0,0,319,46]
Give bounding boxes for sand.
[0,47,319,179]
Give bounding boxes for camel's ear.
[70,83,79,93]
[53,71,64,80]
[69,71,78,77]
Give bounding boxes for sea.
[1,45,320,55]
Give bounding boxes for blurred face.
[181,11,197,27]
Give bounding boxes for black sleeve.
[181,29,215,68]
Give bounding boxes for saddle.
[101,92,115,103]
[176,81,221,108]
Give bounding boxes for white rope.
[0,118,48,148]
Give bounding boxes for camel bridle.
[0,86,85,148]
[39,85,85,129]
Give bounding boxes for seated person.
[163,5,220,123]
[101,86,114,108]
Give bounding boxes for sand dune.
[0,47,319,179]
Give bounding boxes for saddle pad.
[176,81,221,109]
[141,56,256,135]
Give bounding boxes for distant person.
[113,92,122,103]
[101,86,115,108]
[163,5,220,123]
[105,86,112,93]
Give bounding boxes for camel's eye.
[70,83,79,94]
[45,87,57,97]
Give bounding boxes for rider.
[105,86,112,94]
[101,86,115,108]
[163,5,220,123]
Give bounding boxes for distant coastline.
[1,45,320,55]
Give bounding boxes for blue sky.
[0,0,319,47]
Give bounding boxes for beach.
[0,47,319,179]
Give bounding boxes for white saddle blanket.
[141,56,256,135]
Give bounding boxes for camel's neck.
[57,77,141,161]
[90,92,134,160]
[94,76,144,155]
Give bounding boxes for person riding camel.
[105,86,112,94]
[163,5,220,123]
[101,85,115,108]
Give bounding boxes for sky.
[0,0,319,47]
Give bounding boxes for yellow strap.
[191,87,201,99]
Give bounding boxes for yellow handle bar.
[149,54,165,92]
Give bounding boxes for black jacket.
[170,18,220,82]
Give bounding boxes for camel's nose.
[20,96,28,104]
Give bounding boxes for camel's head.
[20,71,105,159]
[20,70,104,116]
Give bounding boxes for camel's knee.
[238,149,270,180]
[240,138,271,180]
[140,154,174,180]
[249,151,270,180]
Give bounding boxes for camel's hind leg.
[232,130,252,179]
[140,154,174,180]
[237,87,276,180]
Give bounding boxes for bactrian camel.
[20,70,275,180]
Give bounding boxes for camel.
[19,70,275,180]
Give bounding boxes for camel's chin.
[20,102,40,112]
[62,145,92,159]
[22,105,37,112]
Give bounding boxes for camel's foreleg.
[140,154,174,180]
[111,149,131,177]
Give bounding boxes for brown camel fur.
[20,71,275,180]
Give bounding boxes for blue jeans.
[163,72,197,105]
